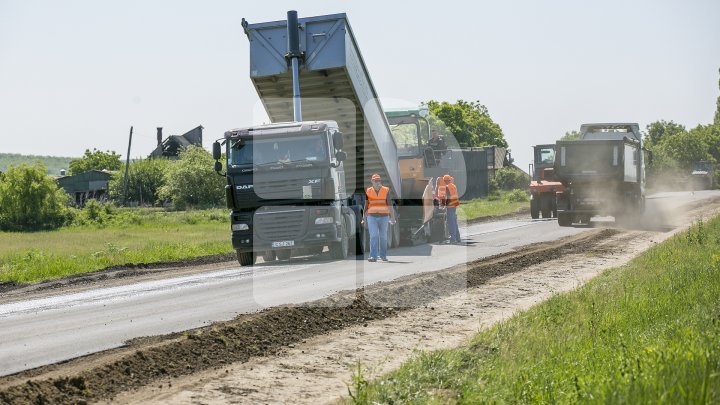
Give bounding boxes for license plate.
[272,240,295,248]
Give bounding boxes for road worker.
[443,174,461,244]
[361,173,396,262]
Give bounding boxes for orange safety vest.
[436,182,447,201]
[366,186,391,215]
[446,183,460,207]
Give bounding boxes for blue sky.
[1,0,719,168]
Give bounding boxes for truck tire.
[557,213,573,227]
[276,250,291,261]
[237,251,256,266]
[540,194,552,218]
[330,233,349,259]
[530,197,539,219]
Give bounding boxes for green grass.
[0,208,232,283]
[354,216,720,404]
[458,190,528,221]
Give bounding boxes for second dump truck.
[554,123,646,227]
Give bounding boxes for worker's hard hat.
[443,174,453,182]
[371,173,381,181]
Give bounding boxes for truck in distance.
[528,144,565,219]
[554,123,646,227]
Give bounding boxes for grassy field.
[352,216,720,403]
[458,190,528,221]
[0,209,232,283]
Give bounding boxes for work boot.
[368,257,377,262]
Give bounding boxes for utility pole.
[123,126,133,206]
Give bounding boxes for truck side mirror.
[332,132,344,150]
[212,141,222,160]
[335,151,347,162]
[214,161,223,173]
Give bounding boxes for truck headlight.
[314,217,334,225]
[232,223,249,231]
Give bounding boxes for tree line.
[0,146,225,231]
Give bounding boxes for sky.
[1,0,719,169]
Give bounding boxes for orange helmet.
[443,174,453,183]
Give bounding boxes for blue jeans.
[367,215,389,259]
[447,207,460,242]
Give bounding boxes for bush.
[504,189,529,203]
[494,167,529,191]
[158,146,225,210]
[108,157,171,206]
[0,163,71,231]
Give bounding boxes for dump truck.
[528,144,565,219]
[554,123,646,227]
[212,12,455,265]
[691,161,714,190]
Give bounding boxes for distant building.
[149,126,203,159]
[57,170,113,207]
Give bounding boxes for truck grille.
[254,209,306,241]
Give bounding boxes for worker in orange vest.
[442,174,461,244]
[361,173,396,262]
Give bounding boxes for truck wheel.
[330,234,349,260]
[237,251,256,266]
[540,194,552,218]
[262,251,277,262]
[557,213,572,227]
[530,197,539,219]
[276,250,291,261]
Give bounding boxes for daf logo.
[236,184,254,190]
[308,179,321,184]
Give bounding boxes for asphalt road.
[0,190,717,377]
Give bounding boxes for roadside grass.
[0,208,232,283]
[458,190,528,221]
[352,216,720,403]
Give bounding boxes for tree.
[0,163,70,231]
[68,148,122,174]
[425,100,507,148]
[644,120,686,147]
[159,146,225,209]
[108,158,171,206]
[560,130,581,141]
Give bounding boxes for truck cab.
[529,144,564,219]
[214,121,356,265]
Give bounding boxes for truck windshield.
[538,147,555,164]
[389,122,421,157]
[228,134,328,167]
